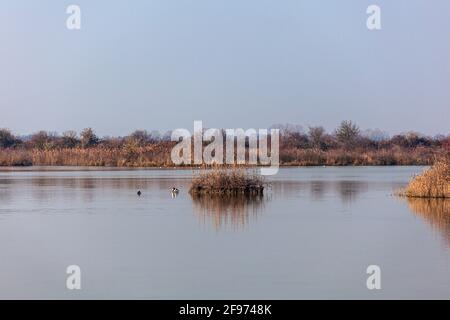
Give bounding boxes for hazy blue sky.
[0,1,449,136]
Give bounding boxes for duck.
[137,190,142,196]
[171,187,179,193]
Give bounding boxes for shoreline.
[0,164,431,171]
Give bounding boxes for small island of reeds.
[400,159,450,198]
[189,168,265,195]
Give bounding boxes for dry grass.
[401,159,450,198]
[0,149,32,166]
[189,168,265,195]
[0,144,446,167]
[0,143,175,167]
[279,146,439,166]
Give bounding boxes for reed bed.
[189,168,265,195]
[0,149,32,166]
[279,147,439,166]
[0,143,175,167]
[0,145,446,167]
[400,159,450,198]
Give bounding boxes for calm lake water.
[0,166,449,299]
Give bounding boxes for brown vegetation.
[0,142,175,167]
[400,159,450,198]
[190,169,265,195]
[0,123,448,167]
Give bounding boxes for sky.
[0,0,449,136]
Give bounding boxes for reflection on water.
[406,198,450,246]
[189,179,369,230]
[0,170,377,210]
[270,180,369,203]
[4,166,450,299]
[0,177,188,205]
[191,194,266,231]
[336,181,369,203]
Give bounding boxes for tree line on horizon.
[0,121,448,167]
[0,121,448,151]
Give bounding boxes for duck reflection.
[406,198,450,246]
[191,194,267,231]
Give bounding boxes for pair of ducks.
[137,188,179,196]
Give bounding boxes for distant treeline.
[0,121,448,166]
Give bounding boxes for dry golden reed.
[0,143,175,167]
[190,168,265,195]
[401,159,450,198]
[0,142,446,167]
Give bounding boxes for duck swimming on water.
[137,190,142,196]
[171,187,179,198]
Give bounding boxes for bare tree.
[308,126,326,149]
[0,128,18,148]
[335,121,360,148]
[80,128,98,148]
[62,130,79,148]
[30,131,52,150]
[130,130,150,146]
